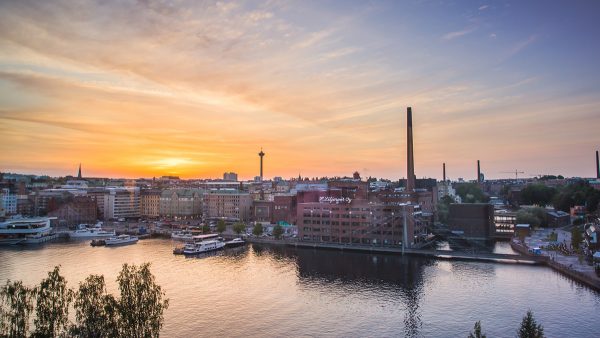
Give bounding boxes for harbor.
[1,238,598,337]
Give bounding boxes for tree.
[437,195,455,224]
[202,224,211,234]
[455,183,489,203]
[571,226,583,250]
[516,210,541,228]
[252,223,263,236]
[73,275,119,338]
[33,266,73,338]
[216,219,227,234]
[233,222,246,235]
[0,280,35,337]
[272,224,283,239]
[517,310,544,338]
[521,184,557,206]
[116,263,169,338]
[467,321,486,338]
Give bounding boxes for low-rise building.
[48,196,97,226]
[546,210,570,227]
[205,189,252,221]
[448,203,495,240]
[159,189,203,218]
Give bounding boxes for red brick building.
[48,196,97,226]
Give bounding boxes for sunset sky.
[1,0,599,180]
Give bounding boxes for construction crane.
[501,170,525,180]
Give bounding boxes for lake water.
[1,239,599,337]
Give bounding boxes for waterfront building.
[48,196,97,226]
[140,189,161,218]
[103,187,140,220]
[159,189,203,218]
[86,187,108,218]
[273,194,297,225]
[493,210,517,238]
[0,216,55,245]
[448,203,495,240]
[205,189,252,221]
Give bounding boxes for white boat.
[224,238,246,248]
[171,230,194,241]
[69,227,116,238]
[105,235,138,246]
[183,239,225,255]
[0,217,56,245]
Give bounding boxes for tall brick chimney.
[406,107,415,192]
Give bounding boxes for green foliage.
[272,224,283,239]
[252,223,264,236]
[437,195,455,224]
[517,310,544,338]
[516,207,548,228]
[216,220,227,234]
[33,266,73,338]
[116,263,169,338]
[467,320,487,338]
[201,224,211,234]
[233,222,246,235]
[455,183,489,203]
[516,210,541,228]
[0,280,35,337]
[553,180,600,213]
[521,184,557,206]
[1,264,169,338]
[73,275,118,338]
[571,227,582,250]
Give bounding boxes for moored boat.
[105,234,138,246]
[69,223,115,238]
[224,238,246,248]
[182,239,225,255]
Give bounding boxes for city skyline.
[1,1,600,180]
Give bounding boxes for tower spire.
[258,148,265,181]
[77,163,82,179]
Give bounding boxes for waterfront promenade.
[246,238,546,264]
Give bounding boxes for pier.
[246,238,546,265]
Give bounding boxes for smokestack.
[406,107,415,192]
[596,150,599,179]
[477,160,481,183]
[443,163,446,182]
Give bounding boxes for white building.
[1,188,17,215]
[103,187,140,220]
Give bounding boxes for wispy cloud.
[479,5,489,11]
[442,26,477,40]
[507,34,538,58]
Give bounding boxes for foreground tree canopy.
[0,264,168,338]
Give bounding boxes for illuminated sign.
[319,196,352,204]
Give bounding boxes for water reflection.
[253,245,432,337]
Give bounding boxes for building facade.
[48,196,97,226]
[140,189,161,218]
[205,189,252,221]
[103,187,140,220]
[159,189,203,218]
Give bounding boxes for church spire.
[77,163,82,179]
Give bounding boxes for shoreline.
[247,237,600,292]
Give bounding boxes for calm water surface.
[1,239,599,337]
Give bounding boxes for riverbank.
[247,237,545,265]
[510,240,600,292]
